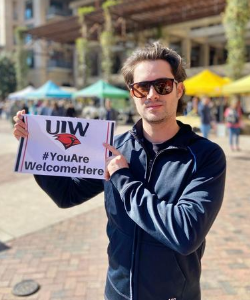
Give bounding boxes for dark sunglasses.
[129,78,178,98]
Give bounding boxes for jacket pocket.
[137,243,186,300]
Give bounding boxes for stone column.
[32,0,49,86]
[181,37,191,67]
[200,43,210,67]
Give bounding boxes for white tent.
[8,86,35,100]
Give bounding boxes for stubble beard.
[144,115,168,124]
[143,109,174,125]
[137,97,178,125]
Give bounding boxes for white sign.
[14,115,115,179]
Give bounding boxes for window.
[191,46,200,67]
[209,47,216,65]
[88,51,99,76]
[13,26,17,45]
[246,46,250,62]
[48,50,72,68]
[25,34,32,44]
[47,0,71,17]
[27,50,35,68]
[25,24,34,44]
[50,0,63,11]
[112,53,122,74]
[25,0,33,20]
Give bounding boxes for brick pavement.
[0,206,108,300]
[0,118,250,299]
[201,136,250,300]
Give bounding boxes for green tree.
[223,0,250,79]
[100,0,120,81]
[15,27,29,90]
[76,6,95,88]
[0,52,16,100]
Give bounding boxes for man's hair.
[121,41,187,114]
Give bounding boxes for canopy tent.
[73,80,130,99]
[184,69,230,96]
[222,74,250,94]
[26,80,72,99]
[8,86,35,100]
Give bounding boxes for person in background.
[39,100,52,116]
[198,96,213,139]
[51,101,62,117]
[82,100,99,119]
[224,97,243,151]
[65,101,77,117]
[192,96,200,115]
[0,101,3,118]
[58,100,66,116]
[105,99,118,121]
[185,98,193,115]
[13,42,226,300]
[21,102,29,115]
[27,100,38,115]
[10,101,21,125]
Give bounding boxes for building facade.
[0,0,74,87]
[1,0,250,93]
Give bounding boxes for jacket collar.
[130,118,198,148]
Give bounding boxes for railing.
[47,59,72,69]
[46,6,72,18]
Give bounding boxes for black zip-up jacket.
[35,120,226,300]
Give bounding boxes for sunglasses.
[129,78,178,98]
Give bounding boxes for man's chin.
[144,117,167,124]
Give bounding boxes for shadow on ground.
[0,241,10,252]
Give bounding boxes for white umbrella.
[8,86,35,100]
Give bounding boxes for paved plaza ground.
[0,117,250,300]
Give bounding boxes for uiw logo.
[46,120,89,150]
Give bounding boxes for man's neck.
[142,118,180,143]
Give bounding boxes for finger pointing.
[103,143,120,156]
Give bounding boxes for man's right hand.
[13,110,28,140]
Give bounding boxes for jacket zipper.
[129,131,188,300]
[147,147,188,182]
[129,131,150,300]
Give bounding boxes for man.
[198,96,213,139]
[13,42,226,300]
[105,99,118,121]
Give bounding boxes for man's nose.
[147,85,159,100]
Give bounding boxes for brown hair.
[121,41,187,114]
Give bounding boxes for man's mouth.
[146,104,162,109]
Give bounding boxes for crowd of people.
[0,98,120,125]
[184,95,244,150]
[0,84,246,151]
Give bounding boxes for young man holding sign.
[13,42,226,300]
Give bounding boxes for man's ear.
[177,82,184,99]
[129,89,134,98]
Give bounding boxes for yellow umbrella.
[184,69,230,96]
[222,74,250,94]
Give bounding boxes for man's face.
[130,59,184,125]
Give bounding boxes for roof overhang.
[27,0,226,44]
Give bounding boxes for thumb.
[17,110,26,119]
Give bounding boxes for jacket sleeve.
[34,175,104,208]
[110,145,226,255]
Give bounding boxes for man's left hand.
[103,143,129,181]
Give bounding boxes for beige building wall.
[0,0,5,48]
[0,0,73,88]
[0,0,14,50]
